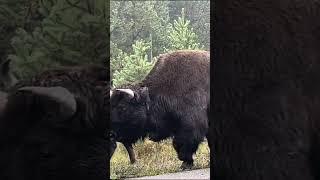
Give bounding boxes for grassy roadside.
[110,138,210,179]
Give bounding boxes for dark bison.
[0,63,110,180]
[110,50,210,169]
[212,0,320,179]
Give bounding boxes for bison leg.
[110,140,117,160]
[109,132,117,160]
[123,143,136,164]
[173,133,202,170]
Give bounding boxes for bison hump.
[142,50,210,96]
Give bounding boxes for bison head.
[110,87,150,155]
[0,59,17,91]
[110,87,150,126]
[0,86,108,179]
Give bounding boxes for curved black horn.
[18,86,77,120]
[116,89,134,99]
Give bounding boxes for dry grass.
[110,138,210,179]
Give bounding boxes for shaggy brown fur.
[111,50,210,169]
[211,1,320,179]
[143,50,210,95]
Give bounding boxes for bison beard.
[110,50,210,169]
[212,0,320,180]
[0,65,109,180]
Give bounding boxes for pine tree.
[8,0,108,79]
[168,1,210,50]
[110,1,171,57]
[112,40,154,87]
[0,0,42,64]
[110,41,127,80]
[167,8,203,51]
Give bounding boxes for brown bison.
[110,50,210,169]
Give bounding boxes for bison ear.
[17,86,77,121]
[136,87,150,109]
[139,87,149,100]
[142,87,150,110]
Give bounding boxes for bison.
[110,50,210,169]
[0,63,110,180]
[211,0,320,179]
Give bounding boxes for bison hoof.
[180,161,193,170]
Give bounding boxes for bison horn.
[116,89,134,98]
[18,86,77,120]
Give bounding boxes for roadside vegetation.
[110,138,210,179]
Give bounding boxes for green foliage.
[112,40,155,88]
[0,0,42,62]
[110,3,208,85]
[110,41,127,80]
[168,1,210,49]
[7,0,108,79]
[111,1,171,57]
[9,27,59,78]
[1,0,209,81]
[167,8,203,51]
[110,1,210,59]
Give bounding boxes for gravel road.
[126,168,210,180]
